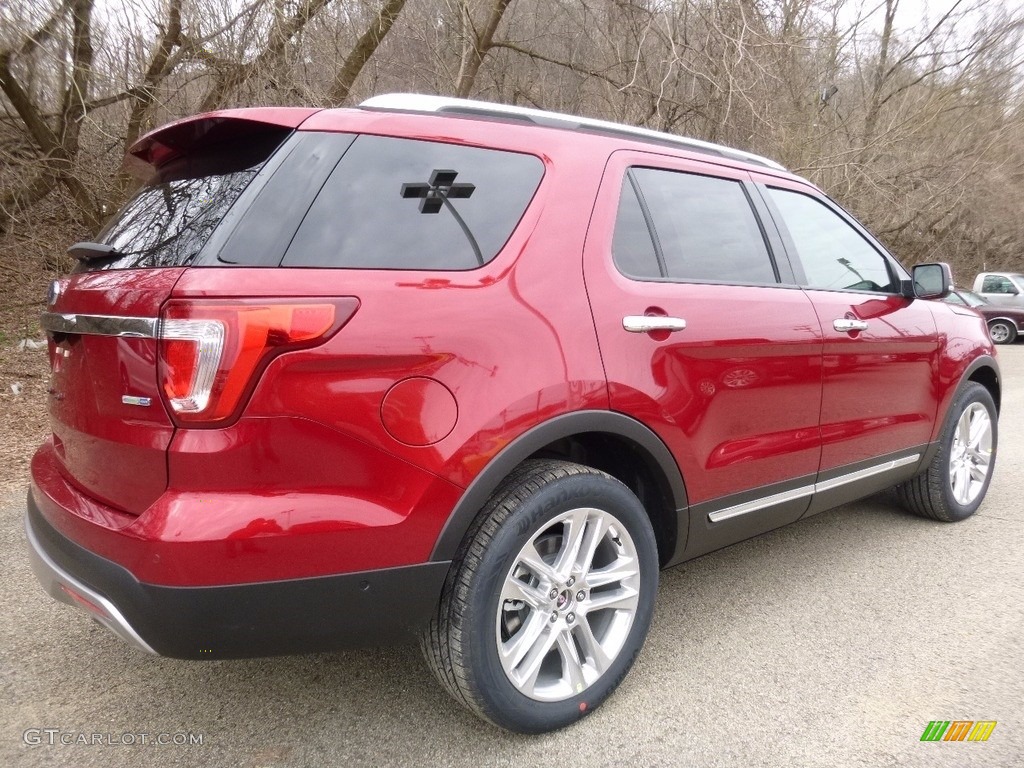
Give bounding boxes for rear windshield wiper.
[67,242,123,262]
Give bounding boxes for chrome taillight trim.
[39,311,226,414]
[40,312,158,338]
[159,319,226,413]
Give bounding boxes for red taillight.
[158,298,358,425]
[162,338,201,401]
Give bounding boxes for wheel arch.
[962,355,1001,414]
[986,315,1021,327]
[430,411,688,567]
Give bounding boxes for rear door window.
[614,167,778,284]
[281,136,544,270]
[611,175,662,278]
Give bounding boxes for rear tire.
[421,459,658,733]
[987,320,1017,345]
[896,382,997,521]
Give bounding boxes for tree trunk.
[329,0,407,105]
[455,0,513,98]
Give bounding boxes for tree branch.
[455,0,513,98]
[329,0,407,105]
[488,40,626,90]
[0,53,62,154]
[5,0,74,59]
[123,0,183,150]
[198,0,333,111]
[0,166,59,234]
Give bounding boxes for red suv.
[27,94,1000,733]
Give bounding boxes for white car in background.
[974,272,1024,305]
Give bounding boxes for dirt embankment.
[1,273,51,494]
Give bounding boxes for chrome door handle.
[833,318,868,333]
[623,316,687,333]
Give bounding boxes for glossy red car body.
[27,96,1000,662]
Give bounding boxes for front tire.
[896,382,997,521]
[422,459,658,733]
[988,320,1017,345]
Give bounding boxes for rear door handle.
[833,318,868,333]
[623,316,687,333]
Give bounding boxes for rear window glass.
[85,131,287,271]
[281,135,544,270]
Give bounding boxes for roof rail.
[359,93,786,172]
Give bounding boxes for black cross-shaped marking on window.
[400,169,476,214]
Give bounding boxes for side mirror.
[908,262,952,299]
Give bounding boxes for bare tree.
[2,0,1024,283]
[0,0,101,231]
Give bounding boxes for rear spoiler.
[128,108,321,168]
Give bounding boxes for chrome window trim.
[40,312,158,339]
[708,453,922,523]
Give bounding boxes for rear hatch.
[41,110,315,515]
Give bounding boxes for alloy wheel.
[949,402,993,506]
[495,507,640,702]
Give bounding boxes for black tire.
[987,320,1017,345]
[421,459,658,734]
[896,382,997,521]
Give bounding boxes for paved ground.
[2,347,1022,768]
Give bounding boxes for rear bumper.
[26,492,450,659]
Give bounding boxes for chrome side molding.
[814,454,920,493]
[708,484,815,523]
[708,453,922,523]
